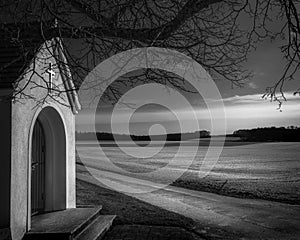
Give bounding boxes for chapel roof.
[0,31,81,114]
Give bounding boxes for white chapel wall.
[10,40,76,240]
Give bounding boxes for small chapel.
[0,37,115,240]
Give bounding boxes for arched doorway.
[30,106,67,216]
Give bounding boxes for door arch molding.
[27,105,67,229]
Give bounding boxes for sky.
[2,0,299,135]
[76,91,300,135]
[76,20,300,136]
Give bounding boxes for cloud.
[221,92,300,105]
[76,91,300,134]
[248,82,258,89]
[253,71,265,76]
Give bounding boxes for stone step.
[23,206,107,240]
[74,215,116,240]
[72,207,103,238]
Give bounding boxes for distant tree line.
[76,130,211,141]
[233,126,300,142]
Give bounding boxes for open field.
[76,140,300,239]
[76,140,300,204]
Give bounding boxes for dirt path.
[77,165,300,240]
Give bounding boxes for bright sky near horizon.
[76,91,300,135]
[76,37,300,135]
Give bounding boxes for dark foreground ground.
[76,179,194,228]
[77,179,243,240]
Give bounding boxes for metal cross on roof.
[46,63,55,93]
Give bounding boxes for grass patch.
[172,177,300,205]
[76,178,196,228]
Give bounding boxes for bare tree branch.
[0,0,300,106]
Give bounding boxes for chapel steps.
[23,206,116,240]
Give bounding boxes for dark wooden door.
[31,119,46,215]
